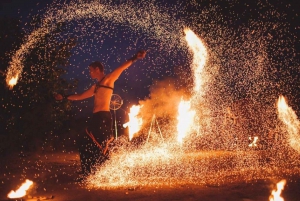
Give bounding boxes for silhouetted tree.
[0,16,78,153]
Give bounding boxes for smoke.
[137,77,190,132]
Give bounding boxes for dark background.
[0,0,299,152]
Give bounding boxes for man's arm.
[54,85,95,101]
[108,50,146,82]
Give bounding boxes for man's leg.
[87,111,114,168]
[78,134,98,176]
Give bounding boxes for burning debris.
[7,179,33,199]
[269,180,286,201]
[7,179,54,200]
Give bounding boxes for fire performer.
[55,50,147,178]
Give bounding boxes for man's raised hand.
[54,93,64,101]
[136,50,146,59]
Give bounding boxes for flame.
[177,98,196,143]
[7,179,33,198]
[269,179,286,201]
[184,28,208,94]
[123,105,143,141]
[249,136,258,147]
[277,95,300,153]
[182,28,209,140]
[7,74,19,90]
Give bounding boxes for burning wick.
[7,179,33,198]
[7,74,19,90]
[269,179,286,201]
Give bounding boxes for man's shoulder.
[103,73,116,82]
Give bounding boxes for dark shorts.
[86,111,113,145]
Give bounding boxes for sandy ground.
[0,150,300,201]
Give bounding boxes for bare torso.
[93,76,114,113]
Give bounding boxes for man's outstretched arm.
[54,85,95,101]
[108,50,146,82]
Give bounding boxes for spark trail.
[6,0,186,88]
[86,29,300,189]
[277,95,300,153]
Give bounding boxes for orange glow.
[184,28,208,94]
[7,74,19,90]
[177,98,195,143]
[182,28,209,141]
[249,136,258,147]
[277,95,300,153]
[123,105,143,141]
[7,179,33,198]
[269,179,286,201]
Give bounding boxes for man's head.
[89,61,104,72]
[89,61,104,79]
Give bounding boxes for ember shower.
[5,0,300,188]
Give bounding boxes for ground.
[0,150,300,201]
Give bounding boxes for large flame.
[123,105,143,141]
[184,28,208,94]
[7,179,33,198]
[269,179,286,201]
[177,99,196,143]
[277,95,300,153]
[179,28,208,142]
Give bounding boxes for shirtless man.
[55,50,146,176]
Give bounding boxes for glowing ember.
[7,74,19,90]
[123,105,143,141]
[277,95,300,153]
[269,179,286,201]
[7,179,33,198]
[249,136,258,147]
[177,98,196,143]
